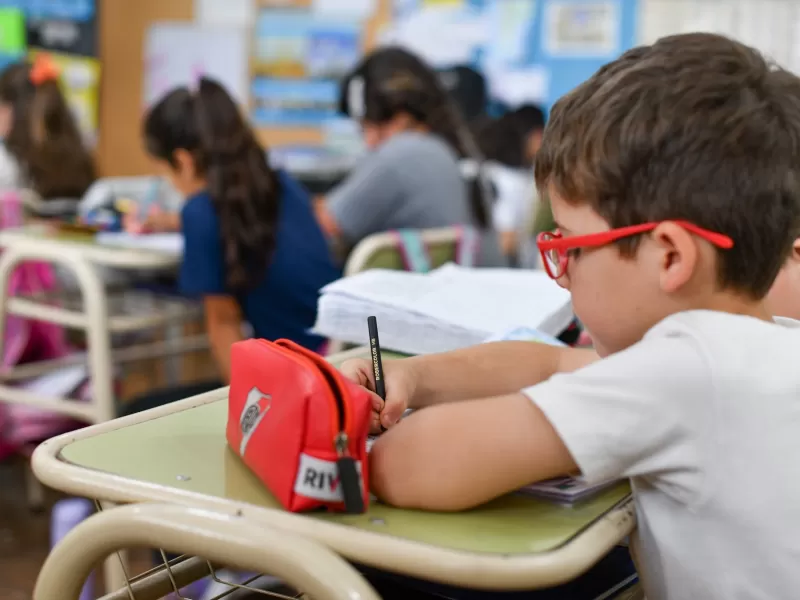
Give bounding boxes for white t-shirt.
[485,162,536,233]
[523,310,800,600]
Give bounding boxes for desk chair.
[344,226,463,277]
[327,227,465,355]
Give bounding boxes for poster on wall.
[25,0,97,57]
[251,77,339,126]
[542,0,620,57]
[253,9,311,78]
[29,48,99,144]
[252,7,362,78]
[144,23,249,108]
[0,6,26,70]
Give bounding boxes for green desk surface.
[59,400,630,556]
[0,224,97,244]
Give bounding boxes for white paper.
[314,264,573,355]
[486,66,549,107]
[21,365,88,398]
[485,0,537,66]
[543,0,620,57]
[484,326,566,345]
[144,23,249,107]
[378,5,489,67]
[312,0,377,22]
[679,0,736,37]
[194,0,254,27]
[637,0,688,45]
[96,232,184,255]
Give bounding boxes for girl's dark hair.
[0,61,95,199]
[144,77,280,290]
[472,104,545,168]
[339,47,492,228]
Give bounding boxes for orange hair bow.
[30,54,60,86]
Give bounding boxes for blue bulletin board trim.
[455,0,640,114]
[526,0,639,113]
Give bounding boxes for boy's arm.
[405,342,597,409]
[371,332,710,511]
[370,392,577,510]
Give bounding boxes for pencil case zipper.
[258,339,364,513]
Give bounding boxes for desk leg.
[103,549,130,595]
[99,501,130,595]
[71,259,115,423]
[164,321,182,386]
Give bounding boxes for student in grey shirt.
[315,48,505,268]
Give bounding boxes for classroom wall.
[95,0,796,178]
[639,0,797,71]
[524,0,639,113]
[96,0,390,177]
[96,0,193,177]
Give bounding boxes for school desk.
[0,224,205,423]
[32,348,636,599]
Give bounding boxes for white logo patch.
[293,453,363,503]
[239,386,271,456]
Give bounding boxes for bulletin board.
[96,0,391,177]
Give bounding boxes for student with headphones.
[314,47,505,268]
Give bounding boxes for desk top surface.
[59,398,630,556]
[0,225,179,268]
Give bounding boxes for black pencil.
[367,316,387,431]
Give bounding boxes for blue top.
[179,170,340,351]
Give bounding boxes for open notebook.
[314,264,573,355]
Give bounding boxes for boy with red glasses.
[341,33,800,599]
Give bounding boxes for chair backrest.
[344,226,468,276]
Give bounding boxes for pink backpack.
[0,192,84,460]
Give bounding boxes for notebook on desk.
[314,264,573,355]
[95,232,184,255]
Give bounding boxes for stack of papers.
[519,477,617,504]
[95,232,184,255]
[314,264,573,355]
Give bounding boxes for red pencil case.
[227,338,372,513]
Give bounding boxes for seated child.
[140,77,340,383]
[315,47,505,267]
[340,33,800,599]
[0,54,94,199]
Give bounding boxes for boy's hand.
[339,358,416,433]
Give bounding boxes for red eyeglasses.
[536,221,734,280]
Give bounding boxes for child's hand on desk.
[339,358,415,433]
[123,205,180,234]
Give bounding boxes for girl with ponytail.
[142,78,339,381]
[316,47,505,267]
[0,54,95,199]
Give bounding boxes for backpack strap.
[455,225,480,268]
[391,229,432,273]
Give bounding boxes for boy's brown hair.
[535,33,800,298]
[0,61,95,200]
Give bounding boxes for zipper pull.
[335,432,365,514]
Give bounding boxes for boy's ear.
[791,237,800,261]
[651,222,699,293]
